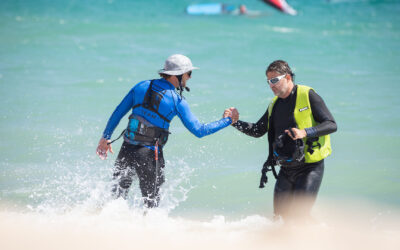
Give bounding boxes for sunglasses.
[187,71,192,77]
[267,74,286,85]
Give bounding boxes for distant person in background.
[239,4,247,15]
[221,4,247,15]
[228,60,337,222]
[221,3,235,13]
[96,54,237,208]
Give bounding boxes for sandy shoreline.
[1,200,399,250]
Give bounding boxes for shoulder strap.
[132,80,171,123]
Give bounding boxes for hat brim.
[158,66,199,76]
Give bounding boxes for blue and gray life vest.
[124,80,170,146]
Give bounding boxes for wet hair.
[159,73,171,79]
[266,60,295,82]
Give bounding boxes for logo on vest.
[299,106,309,112]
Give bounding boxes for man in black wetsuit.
[230,60,337,221]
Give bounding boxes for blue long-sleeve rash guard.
[102,78,232,140]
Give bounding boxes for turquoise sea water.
[1,0,400,220]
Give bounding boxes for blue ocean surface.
[0,0,399,224]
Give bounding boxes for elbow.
[253,133,264,138]
[325,122,337,135]
[190,125,207,138]
[332,123,338,133]
[194,132,205,138]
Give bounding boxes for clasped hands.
[222,107,307,139]
[223,107,239,124]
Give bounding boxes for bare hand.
[96,137,114,160]
[223,108,232,119]
[285,128,307,140]
[229,107,239,124]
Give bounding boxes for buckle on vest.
[306,137,321,155]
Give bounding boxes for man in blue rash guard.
[96,54,236,208]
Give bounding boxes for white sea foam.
[26,154,194,217]
[1,199,399,250]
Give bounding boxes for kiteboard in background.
[186,3,235,15]
[186,3,263,16]
[186,1,297,16]
[262,0,297,15]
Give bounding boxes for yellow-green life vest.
[267,85,332,163]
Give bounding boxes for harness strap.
[153,139,160,206]
[259,160,278,188]
[107,129,126,145]
[176,75,183,97]
[259,158,279,189]
[306,137,321,154]
[132,80,171,123]
[155,140,159,161]
[127,115,169,136]
[259,165,269,188]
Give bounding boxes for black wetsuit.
[233,85,337,218]
[112,141,165,208]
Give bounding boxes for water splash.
[27,151,195,216]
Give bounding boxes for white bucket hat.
[158,54,199,76]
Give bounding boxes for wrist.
[304,127,317,137]
[231,120,240,127]
[100,137,110,144]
